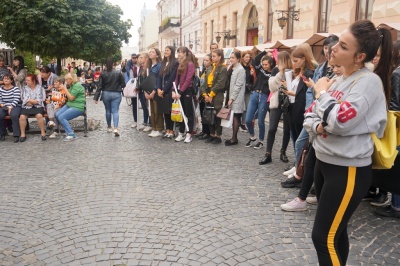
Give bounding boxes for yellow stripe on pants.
[327,167,356,266]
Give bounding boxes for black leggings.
[312,159,371,266]
[179,90,194,134]
[266,108,290,153]
[298,145,316,200]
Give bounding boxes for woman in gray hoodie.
[303,20,391,266]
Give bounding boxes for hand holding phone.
[301,74,309,82]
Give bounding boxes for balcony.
[159,17,180,39]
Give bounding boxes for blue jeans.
[139,91,150,126]
[102,91,122,128]
[295,127,309,167]
[245,91,269,141]
[55,105,83,135]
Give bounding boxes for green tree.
[0,0,132,75]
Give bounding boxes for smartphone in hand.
[301,74,309,82]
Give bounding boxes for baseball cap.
[131,53,137,58]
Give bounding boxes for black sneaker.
[239,124,248,132]
[281,176,302,188]
[211,137,222,144]
[254,141,264,150]
[362,191,377,201]
[374,205,400,219]
[205,137,215,143]
[245,138,257,148]
[195,132,205,138]
[370,193,390,207]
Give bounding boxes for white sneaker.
[143,126,152,132]
[131,122,137,128]
[283,166,296,176]
[148,130,155,136]
[149,131,161,137]
[175,133,185,142]
[306,196,318,205]
[281,198,308,212]
[49,132,59,139]
[114,128,120,136]
[184,133,192,143]
[47,121,55,128]
[138,124,146,130]
[107,127,113,133]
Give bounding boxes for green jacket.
[200,65,227,110]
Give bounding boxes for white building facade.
[181,0,203,53]
[157,0,181,52]
[138,4,159,52]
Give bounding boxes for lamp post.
[214,30,237,46]
[275,9,300,29]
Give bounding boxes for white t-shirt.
[289,76,300,103]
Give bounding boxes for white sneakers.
[281,198,308,212]
[114,128,120,136]
[143,126,152,132]
[175,133,185,142]
[174,133,192,143]
[138,124,146,130]
[107,127,113,133]
[283,166,296,176]
[148,131,162,137]
[184,133,192,143]
[131,122,137,128]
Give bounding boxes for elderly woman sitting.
[0,74,22,142]
[19,74,46,142]
[55,73,86,141]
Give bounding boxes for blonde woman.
[55,73,86,141]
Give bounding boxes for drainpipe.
[180,0,182,46]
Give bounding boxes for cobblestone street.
[1,98,399,266]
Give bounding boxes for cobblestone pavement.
[1,97,399,266]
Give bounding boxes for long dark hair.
[13,55,24,74]
[105,58,114,72]
[177,46,196,75]
[160,46,177,76]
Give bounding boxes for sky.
[107,0,159,47]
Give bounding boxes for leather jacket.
[390,67,400,111]
[94,69,125,101]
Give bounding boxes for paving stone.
[0,99,397,266]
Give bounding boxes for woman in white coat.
[225,51,246,146]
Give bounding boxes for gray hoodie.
[303,67,387,167]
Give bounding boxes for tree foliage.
[0,0,132,73]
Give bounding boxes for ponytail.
[374,27,393,105]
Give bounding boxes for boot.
[259,152,272,165]
[280,149,289,163]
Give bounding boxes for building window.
[233,12,238,47]
[267,0,273,41]
[356,0,375,20]
[318,0,332,32]
[287,0,296,39]
[211,20,214,44]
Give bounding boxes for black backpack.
[191,75,201,95]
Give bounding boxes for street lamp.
[214,30,237,45]
[275,9,300,29]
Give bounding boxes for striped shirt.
[0,86,21,107]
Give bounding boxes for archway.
[246,6,259,46]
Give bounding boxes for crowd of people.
[0,55,86,142]
[0,18,399,265]
[103,19,398,266]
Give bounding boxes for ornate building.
[138,4,159,52]
[200,0,400,53]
